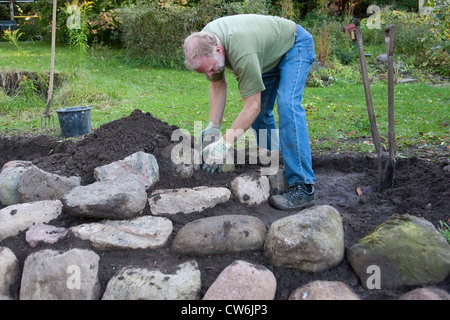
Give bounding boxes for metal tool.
[384,24,396,189]
[354,19,384,192]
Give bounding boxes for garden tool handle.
[354,18,382,158]
[45,0,57,117]
[384,25,396,188]
[354,19,384,192]
[384,25,396,58]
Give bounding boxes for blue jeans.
[251,24,316,186]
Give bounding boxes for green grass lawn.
[1,42,448,157]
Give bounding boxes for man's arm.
[223,91,261,144]
[209,74,227,125]
[201,91,261,174]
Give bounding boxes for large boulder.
[102,261,201,300]
[62,174,147,220]
[230,174,270,205]
[149,186,231,215]
[18,167,80,203]
[171,215,267,256]
[203,260,276,300]
[398,287,450,300]
[264,205,344,272]
[0,247,19,300]
[94,151,159,190]
[0,200,63,241]
[0,161,35,206]
[347,214,450,289]
[20,249,100,300]
[70,216,173,250]
[289,280,360,300]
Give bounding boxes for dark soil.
[1,109,449,300]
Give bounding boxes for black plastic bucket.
[56,106,92,138]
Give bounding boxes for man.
[183,14,316,211]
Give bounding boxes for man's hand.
[198,121,221,147]
[201,137,233,174]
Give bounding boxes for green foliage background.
[1,0,448,74]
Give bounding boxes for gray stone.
[123,151,159,184]
[0,161,35,206]
[94,151,159,190]
[162,142,199,179]
[347,214,450,289]
[264,205,344,272]
[398,287,450,300]
[264,167,290,195]
[70,216,173,250]
[398,78,418,83]
[230,174,270,205]
[94,161,153,189]
[20,249,100,300]
[203,260,276,300]
[102,260,201,300]
[18,167,80,203]
[149,186,231,215]
[0,247,19,300]
[25,223,68,248]
[289,280,360,300]
[62,174,147,220]
[171,215,267,256]
[0,200,63,241]
[377,53,388,63]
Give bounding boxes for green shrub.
[302,10,354,66]
[116,0,277,68]
[116,1,203,68]
[361,5,449,76]
[365,0,419,11]
[16,18,43,42]
[215,0,272,17]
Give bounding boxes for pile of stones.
[0,150,449,300]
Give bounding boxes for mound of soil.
[1,109,449,300]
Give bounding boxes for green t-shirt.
[202,14,296,98]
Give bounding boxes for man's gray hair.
[183,31,219,70]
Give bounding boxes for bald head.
[183,31,220,70]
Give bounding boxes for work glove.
[198,121,221,147]
[201,137,233,174]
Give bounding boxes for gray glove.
[198,121,221,147]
